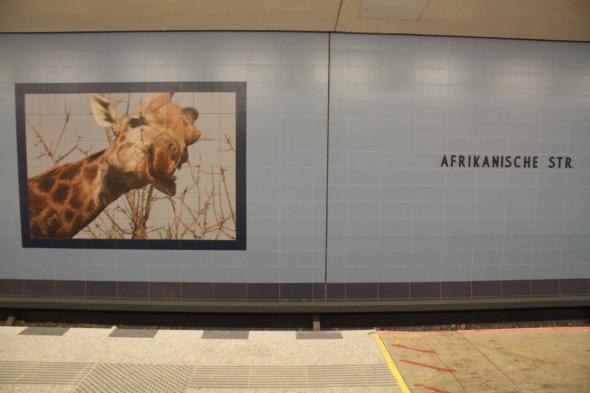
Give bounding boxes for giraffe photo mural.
[16,82,246,250]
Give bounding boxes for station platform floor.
[0,324,589,392]
[377,326,590,393]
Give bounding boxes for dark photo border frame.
[15,81,247,250]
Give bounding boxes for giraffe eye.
[128,116,145,128]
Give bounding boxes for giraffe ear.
[89,94,121,130]
[140,93,173,112]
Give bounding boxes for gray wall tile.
[1,32,589,287]
[0,32,328,283]
[328,33,590,283]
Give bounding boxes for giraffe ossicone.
[27,92,202,238]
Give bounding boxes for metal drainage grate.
[0,361,91,385]
[201,330,250,340]
[187,364,396,389]
[108,329,158,338]
[296,331,343,340]
[75,363,192,393]
[19,327,70,336]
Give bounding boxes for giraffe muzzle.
[147,140,181,196]
[154,173,177,196]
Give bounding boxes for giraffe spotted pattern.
[27,93,201,238]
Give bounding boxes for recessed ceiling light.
[360,0,431,21]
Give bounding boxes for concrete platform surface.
[0,327,399,392]
[1,325,589,392]
[378,326,590,393]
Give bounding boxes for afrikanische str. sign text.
[440,154,573,169]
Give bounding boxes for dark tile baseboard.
[0,279,588,302]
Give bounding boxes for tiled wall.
[0,32,589,300]
[328,34,590,284]
[0,32,328,284]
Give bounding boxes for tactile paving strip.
[188,364,395,388]
[0,361,91,385]
[76,363,192,393]
[0,361,395,390]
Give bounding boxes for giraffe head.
[90,93,201,196]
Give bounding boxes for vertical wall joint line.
[324,32,332,298]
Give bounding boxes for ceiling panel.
[360,0,431,21]
[337,0,590,41]
[0,0,341,32]
[0,0,589,41]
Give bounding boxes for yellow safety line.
[374,332,411,393]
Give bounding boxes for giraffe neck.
[84,156,135,232]
[28,150,134,238]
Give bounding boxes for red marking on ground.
[379,331,455,336]
[380,326,590,336]
[392,343,436,354]
[458,326,590,335]
[414,383,452,393]
[399,359,456,373]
